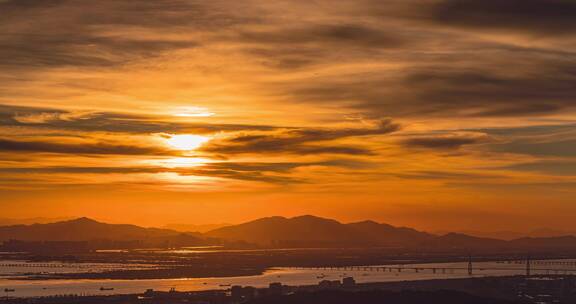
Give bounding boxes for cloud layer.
[1,0,576,228]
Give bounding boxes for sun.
[166,134,210,151]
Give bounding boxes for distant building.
[231,285,257,302]
[268,282,283,295]
[243,286,257,300]
[231,285,243,300]
[143,289,154,297]
[519,276,576,302]
[342,277,356,288]
[318,280,342,290]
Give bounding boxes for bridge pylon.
[468,255,473,276]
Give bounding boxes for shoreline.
[0,275,556,302]
[6,256,576,281]
[10,256,575,281]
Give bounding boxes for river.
[1,259,575,298]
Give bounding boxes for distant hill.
[0,217,205,247]
[420,233,576,253]
[205,215,576,253]
[0,217,73,226]
[205,215,433,247]
[163,223,231,233]
[509,236,576,251]
[421,233,508,252]
[346,220,433,245]
[3,216,576,253]
[442,228,576,241]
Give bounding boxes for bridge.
[293,257,576,276]
[3,258,576,276]
[0,263,148,269]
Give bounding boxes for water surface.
[1,259,574,298]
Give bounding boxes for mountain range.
[436,228,576,241]
[0,217,206,249]
[1,215,576,253]
[205,215,432,247]
[162,223,231,233]
[0,217,73,226]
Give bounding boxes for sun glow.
[166,134,210,151]
[173,106,215,117]
[150,157,211,168]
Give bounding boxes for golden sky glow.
[1,0,576,232]
[165,134,211,151]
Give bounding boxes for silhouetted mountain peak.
[291,214,323,220]
[0,217,201,244]
[239,215,341,228]
[442,232,470,238]
[249,216,287,223]
[349,220,380,226]
[65,217,101,225]
[438,232,498,242]
[290,215,341,224]
[206,215,432,247]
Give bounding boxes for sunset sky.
[1,0,575,232]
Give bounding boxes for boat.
[100,287,114,291]
[4,289,15,292]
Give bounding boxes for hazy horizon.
[2,214,576,240]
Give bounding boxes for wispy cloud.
[0,138,176,156]
[402,132,491,150]
[0,104,278,134]
[0,160,364,185]
[428,0,576,36]
[203,119,399,155]
[497,160,576,176]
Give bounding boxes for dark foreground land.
[2,276,574,304]
[247,290,520,304]
[0,290,519,304]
